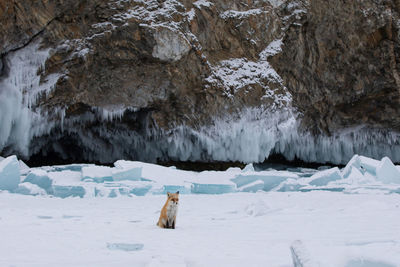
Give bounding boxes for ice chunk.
[82,166,113,183]
[238,180,264,192]
[226,167,242,172]
[114,160,195,185]
[276,179,304,192]
[376,157,400,184]
[242,163,255,172]
[359,156,380,175]
[191,183,236,194]
[308,167,343,186]
[24,169,53,193]
[49,171,87,198]
[106,243,144,252]
[231,171,298,191]
[345,259,395,267]
[15,182,46,196]
[112,166,142,181]
[342,154,361,178]
[345,166,364,184]
[129,183,153,196]
[0,155,20,191]
[53,185,86,198]
[19,160,29,171]
[154,185,191,195]
[53,164,91,172]
[0,156,4,162]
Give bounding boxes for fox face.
[167,192,179,206]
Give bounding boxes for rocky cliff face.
[0,0,399,165]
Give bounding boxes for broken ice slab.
[308,167,343,186]
[94,181,153,197]
[359,156,380,175]
[238,180,264,192]
[53,164,91,172]
[106,243,144,252]
[19,160,29,172]
[376,157,400,184]
[242,163,255,172]
[129,184,152,196]
[345,259,396,267]
[342,154,361,178]
[49,170,87,198]
[152,184,191,195]
[82,166,113,183]
[24,169,53,193]
[231,171,298,191]
[53,185,86,198]
[275,179,305,192]
[0,155,20,191]
[191,183,236,194]
[112,166,142,181]
[15,182,46,196]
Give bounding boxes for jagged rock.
[0,0,399,165]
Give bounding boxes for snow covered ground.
[0,191,399,266]
[1,154,400,266]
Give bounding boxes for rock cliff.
[0,0,399,165]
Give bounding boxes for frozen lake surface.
[0,191,399,266]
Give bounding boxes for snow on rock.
[220,9,264,20]
[82,166,113,183]
[14,182,46,196]
[193,0,213,9]
[0,155,20,191]
[205,58,283,97]
[307,167,343,186]
[152,27,191,62]
[259,39,283,59]
[376,157,400,184]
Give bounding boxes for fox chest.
[166,203,178,222]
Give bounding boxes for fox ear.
[176,191,179,194]
[167,192,171,197]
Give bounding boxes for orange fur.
[157,191,179,229]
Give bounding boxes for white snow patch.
[193,0,213,9]
[259,38,283,59]
[220,9,264,20]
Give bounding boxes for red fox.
[157,191,179,229]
